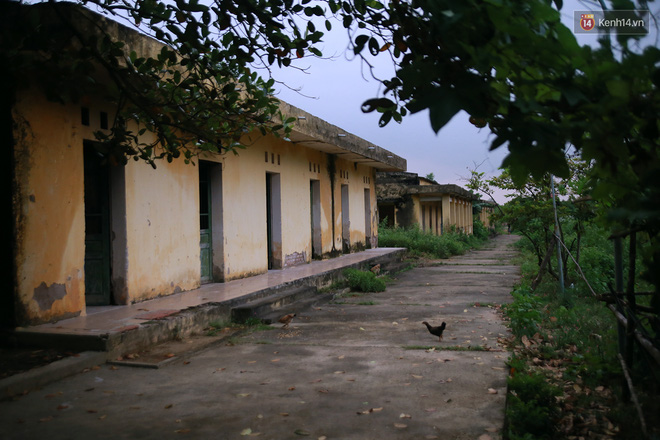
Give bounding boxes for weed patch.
[344,268,386,292]
[377,223,487,259]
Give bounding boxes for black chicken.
[423,321,446,341]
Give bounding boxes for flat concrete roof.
[279,101,406,172]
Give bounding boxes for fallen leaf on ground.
[240,428,252,436]
[487,388,498,394]
[399,413,411,419]
[165,404,174,409]
[357,407,383,415]
[294,429,311,436]
[394,423,407,429]
[175,429,190,434]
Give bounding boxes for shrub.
[378,223,487,259]
[344,268,386,292]
[503,287,544,337]
[506,371,561,439]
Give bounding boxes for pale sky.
[267,0,658,205]
[268,21,508,203]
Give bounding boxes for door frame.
[83,141,112,305]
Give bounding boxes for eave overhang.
[278,101,407,172]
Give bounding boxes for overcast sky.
[269,21,506,202]
[266,0,658,205]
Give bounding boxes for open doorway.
[83,142,112,305]
[266,172,282,269]
[200,160,224,283]
[364,188,372,248]
[310,180,322,259]
[341,184,350,253]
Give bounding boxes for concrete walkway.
[13,248,405,353]
[0,235,520,440]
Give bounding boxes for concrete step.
[231,285,322,324]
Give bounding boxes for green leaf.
[427,90,462,133]
[605,80,630,99]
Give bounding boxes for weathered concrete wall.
[8,4,400,325]
[12,88,86,324]
[11,87,202,323]
[376,172,476,235]
[123,154,200,302]
[215,134,380,281]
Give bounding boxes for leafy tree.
[485,159,598,290]
[3,0,659,294]
[2,0,328,166]
[424,172,435,181]
[342,0,659,290]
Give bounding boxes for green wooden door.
[84,143,111,305]
[200,162,212,283]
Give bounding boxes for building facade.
[376,172,476,235]
[5,5,405,327]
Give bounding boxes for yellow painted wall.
[216,135,380,281]
[12,88,384,323]
[12,88,203,323]
[12,89,87,324]
[123,156,201,302]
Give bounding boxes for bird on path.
[278,313,296,329]
[370,264,381,275]
[423,321,446,341]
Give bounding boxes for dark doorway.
[266,173,282,269]
[341,184,350,253]
[364,188,372,248]
[310,180,322,259]
[84,142,112,305]
[199,161,213,283]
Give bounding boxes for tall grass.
[378,219,488,259]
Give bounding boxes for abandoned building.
[3,4,406,327]
[475,199,497,230]
[376,172,477,235]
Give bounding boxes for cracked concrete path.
[0,235,520,440]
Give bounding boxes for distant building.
[376,172,476,234]
[4,4,405,326]
[474,199,497,230]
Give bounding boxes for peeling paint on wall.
[284,251,306,268]
[32,282,67,311]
